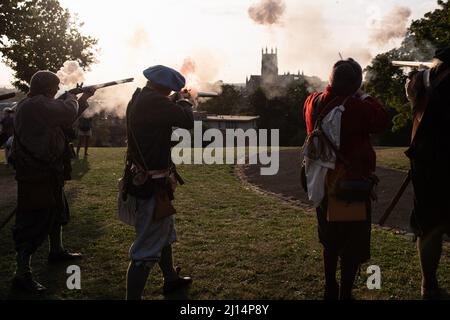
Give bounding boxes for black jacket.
[126,87,194,170]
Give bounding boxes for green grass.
[0,147,449,300]
[375,147,410,172]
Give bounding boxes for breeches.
[13,180,69,254]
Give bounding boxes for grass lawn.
[375,147,410,172]
[0,147,449,300]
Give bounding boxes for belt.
[133,169,169,186]
[147,170,169,179]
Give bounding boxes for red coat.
[303,85,390,179]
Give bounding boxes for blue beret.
[143,65,186,92]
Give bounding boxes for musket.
[60,77,135,121]
[67,78,134,95]
[392,61,433,69]
[180,88,219,99]
[197,92,219,98]
[378,171,411,226]
[0,92,16,101]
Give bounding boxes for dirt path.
[242,149,414,232]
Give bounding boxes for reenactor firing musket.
[0,92,16,101]
[380,59,435,226]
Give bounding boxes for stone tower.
[261,47,278,84]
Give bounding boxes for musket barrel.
[68,78,134,94]
[88,78,135,90]
[0,92,16,101]
[392,61,433,68]
[197,92,219,98]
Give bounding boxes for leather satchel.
[335,179,374,202]
[153,185,177,221]
[327,195,367,222]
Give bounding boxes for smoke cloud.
[180,57,201,97]
[248,0,286,26]
[180,55,223,100]
[57,60,85,87]
[264,6,373,93]
[83,83,137,118]
[80,52,224,118]
[369,6,412,45]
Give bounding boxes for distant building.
[204,115,260,131]
[193,111,259,131]
[246,47,304,96]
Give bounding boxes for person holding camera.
[123,65,194,300]
[11,70,96,293]
[302,58,389,300]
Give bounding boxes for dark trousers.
[13,179,69,255]
[0,132,11,146]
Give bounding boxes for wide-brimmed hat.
[143,65,185,92]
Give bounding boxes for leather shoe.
[163,267,192,294]
[48,250,82,264]
[12,273,46,293]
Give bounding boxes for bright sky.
[0,0,439,88]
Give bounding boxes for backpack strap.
[311,94,351,168]
[312,94,343,130]
[126,88,149,172]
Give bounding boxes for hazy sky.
[0,0,438,88]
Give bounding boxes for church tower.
[261,47,278,84]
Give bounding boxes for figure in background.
[76,115,93,157]
[1,107,15,164]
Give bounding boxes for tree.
[409,0,450,50]
[197,84,244,115]
[0,0,97,91]
[283,79,310,145]
[364,51,410,131]
[247,79,310,146]
[364,0,450,133]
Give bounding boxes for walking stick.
[378,171,411,226]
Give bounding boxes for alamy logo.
[66,265,81,290]
[366,265,381,290]
[171,121,280,176]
